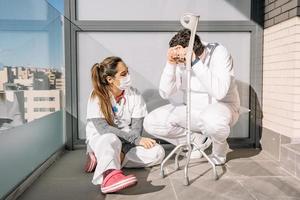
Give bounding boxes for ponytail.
[90,57,122,125]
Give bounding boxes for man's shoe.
[189,134,212,159]
[208,154,226,166]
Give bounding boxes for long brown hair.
[91,56,122,125]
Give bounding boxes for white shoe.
[208,154,226,166]
[189,134,212,159]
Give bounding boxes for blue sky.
[0,0,64,69]
[47,0,64,15]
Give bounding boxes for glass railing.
[0,0,65,198]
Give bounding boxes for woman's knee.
[153,144,166,164]
[99,133,122,146]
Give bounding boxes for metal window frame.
[64,0,263,149]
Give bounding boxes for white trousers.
[88,133,165,185]
[143,103,239,158]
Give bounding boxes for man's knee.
[143,113,157,136]
[200,116,230,139]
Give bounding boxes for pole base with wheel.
[159,140,218,186]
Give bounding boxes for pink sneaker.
[84,152,97,173]
[101,169,137,194]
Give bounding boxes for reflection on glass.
[0,91,23,130]
[0,0,65,131]
[0,66,64,127]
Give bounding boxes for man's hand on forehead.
[168,45,197,65]
[169,45,187,64]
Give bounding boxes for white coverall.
[144,42,240,159]
[86,87,165,185]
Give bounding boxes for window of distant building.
[33,107,56,112]
[33,97,56,101]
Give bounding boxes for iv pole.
[159,13,218,186]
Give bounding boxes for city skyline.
[0,63,64,126]
[0,65,64,72]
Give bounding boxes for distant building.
[0,66,14,90]
[56,77,65,91]
[24,90,61,122]
[0,65,64,123]
[14,78,34,90]
[16,67,32,79]
[33,71,50,90]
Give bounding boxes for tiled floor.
[18,146,300,200]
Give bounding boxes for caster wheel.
[160,170,165,178]
[183,177,189,186]
[214,174,218,180]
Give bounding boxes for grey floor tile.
[18,178,103,200]
[280,146,296,175]
[17,148,300,200]
[226,149,274,162]
[225,160,291,177]
[162,156,290,182]
[162,158,228,181]
[105,177,173,200]
[169,178,256,200]
[238,177,300,200]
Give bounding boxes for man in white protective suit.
[143,29,240,165]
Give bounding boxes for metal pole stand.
[159,138,218,185]
[159,13,218,186]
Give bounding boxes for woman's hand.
[138,137,157,149]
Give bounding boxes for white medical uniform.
[86,87,165,185]
[144,42,240,158]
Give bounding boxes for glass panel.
[77,32,250,139]
[76,0,251,21]
[0,0,48,20]
[0,10,65,128]
[0,111,63,198]
[0,0,65,198]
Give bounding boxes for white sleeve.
[159,62,178,99]
[86,92,104,119]
[192,45,232,100]
[131,89,148,118]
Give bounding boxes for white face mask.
[117,74,131,90]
